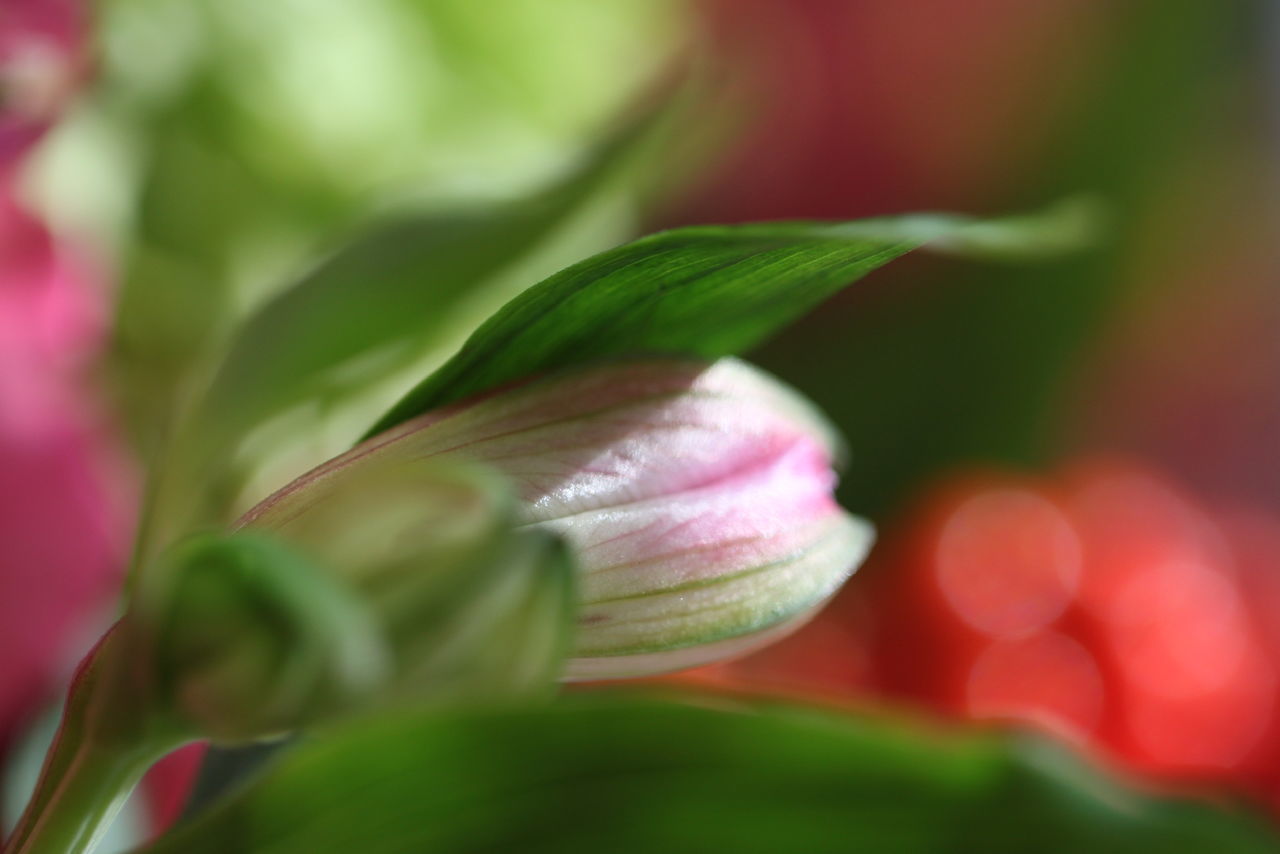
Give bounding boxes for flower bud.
[145,460,574,741]
[250,358,873,679]
[146,533,388,742]
[238,459,576,703]
[238,457,512,607]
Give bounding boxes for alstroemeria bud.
[251,358,873,679]
[147,533,389,741]
[238,457,513,604]
[239,458,574,702]
[143,460,574,741]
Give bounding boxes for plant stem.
[4,739,161,854]
[3,627,186,854]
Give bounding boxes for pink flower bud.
[244,358,873,680]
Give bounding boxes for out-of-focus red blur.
[685,459,1280,812]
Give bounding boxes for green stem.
[3,628,187,854]
[4,740,162,854]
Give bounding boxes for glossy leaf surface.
[366,202,1093,438]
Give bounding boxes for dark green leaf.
[140,696,1277,854]
[364,203,1095,439]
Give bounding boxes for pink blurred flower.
[0,189,131,768]
[0,192,99,433]
[0,0,85,174]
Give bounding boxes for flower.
[241,357,874,680]
[146,460,573,740]
[148,532,388,741]
[0,188,129,760]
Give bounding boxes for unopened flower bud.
[144,460,573,741]
[250,358,873,679]
[239,459,575,702]
[238,457,512,610]
[146,533,388,742]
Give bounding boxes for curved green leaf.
[197,107,661,447]
[140,696,1276,854]
[364,201,1096,438]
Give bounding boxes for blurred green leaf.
[120,87,683,561]
[139,696,1278,854]
[92,0,683,450]
[195,109,666,449]
[365,204,1094,438]
[835,196,1102,262]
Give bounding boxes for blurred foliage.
[139,696,1280,854]
[59,0,683,453]
[196,114,663,456]
[43,0,692,563]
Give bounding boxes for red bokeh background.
[676,460,1280,814]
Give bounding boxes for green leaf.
[127,101,669,560]
[139,696,1277,854]
[195,108,662,449]
[364,202,1096,439]
[93,0,681,450]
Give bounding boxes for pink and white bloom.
[242,358,873,680]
